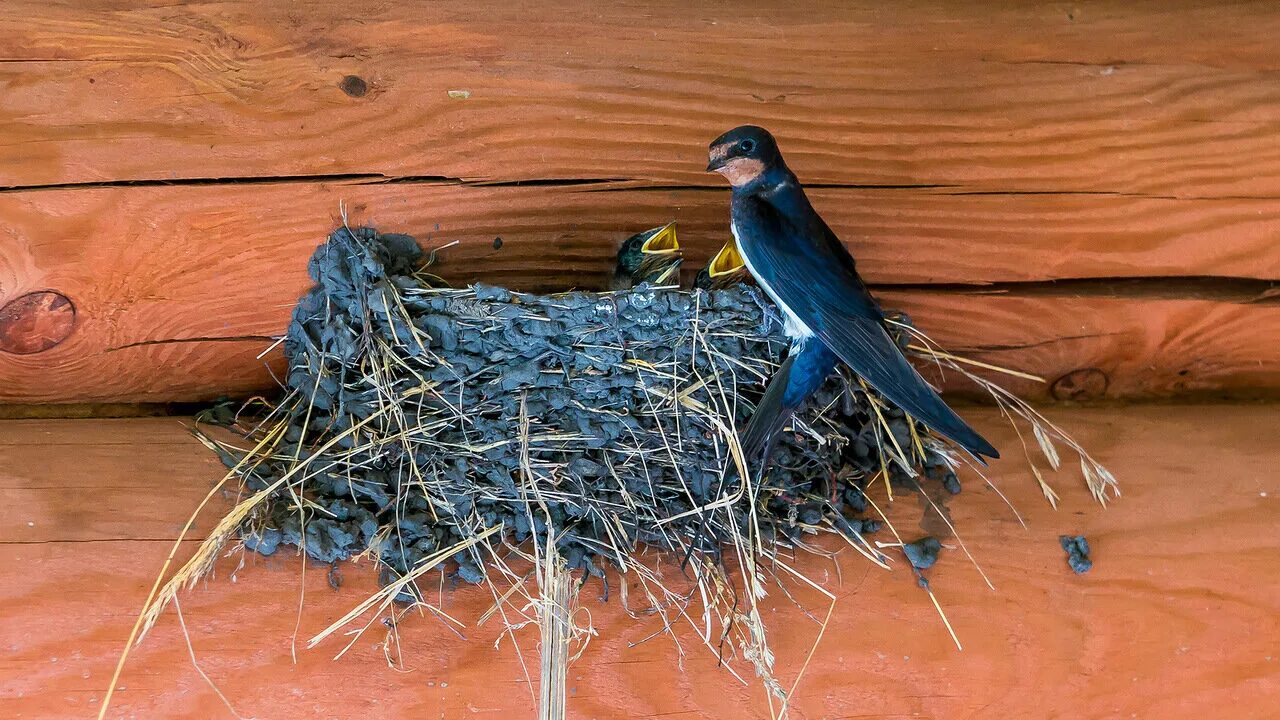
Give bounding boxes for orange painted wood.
[2,182,1279,404]
[3,407,1278,718]
[2,2,1280,197]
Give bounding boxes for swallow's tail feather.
[684,343,824,571]
[911,396,999,461]
[819,320,1000,462]
[739,353,796,463]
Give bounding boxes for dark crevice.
[986,57,1280,75]
[587,184,1280,201]
[944,332,1125,353]
[870,275,1280,304]
[0,173,391,193]
[936,189,1280,201]
[353,175,634,189]
[584,182,961,193]
[943,189,1178,200]
[0,57,106,63]
[2,174,1275,201]
[994,58,1154,68]
[105,335,278,352]
[457,177,631,188]
[798,182,958,191]
[0,174,637,193]
[350,174,463,186]
[3,538,192,545]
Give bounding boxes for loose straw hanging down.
[538,543,574,720]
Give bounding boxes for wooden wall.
[2,1,1280,404]
[6,406,1279,718]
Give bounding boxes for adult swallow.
[707,125,998,464]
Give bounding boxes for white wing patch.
[732,221,816,344]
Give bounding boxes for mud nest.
[209,226,970,592]
[172,225,1114,697]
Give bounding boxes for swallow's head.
[707,125,780,188]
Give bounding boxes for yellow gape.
[635,221,681,285]
[704,241,747,289]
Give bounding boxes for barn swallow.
[707,126,998,464]
[613,222,682,288]
[693,241,749,290]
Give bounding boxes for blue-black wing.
[741,184,999,460]
[739,341,839,462]
[739,351,797,461]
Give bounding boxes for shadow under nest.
[176,224,1114,696]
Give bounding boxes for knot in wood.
[338,75,368,97]
[1050,367,1109,401]
[0,291,76,354]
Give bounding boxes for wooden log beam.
[2,2,1279,197]
[2,183,1277,404]
[3,407,1277,717]
[5,183,1280,289]
[2,3,1279,404]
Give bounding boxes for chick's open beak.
[634,222,683,286]
[707,242,745,277]
[639,222,679,255]
[694,241,748,290]
[614,222,682,289]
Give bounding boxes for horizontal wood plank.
[885,291,1280,401]
[3,287,1277,404]
[6,183,1280,290]
[2,2,1280,198]
[3,3,1280,404]
[3,408,1278,718]
[2,183,1278,404]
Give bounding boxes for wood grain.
[2,1,1280,198]
[2,181,1278,404]
[3,2,1280,404]
[3,407,1278,718]
[893,291,1280,401]
[8,288,1278,405]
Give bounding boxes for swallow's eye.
[738,138,756,154]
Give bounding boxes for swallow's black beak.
[706,144,729,173]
